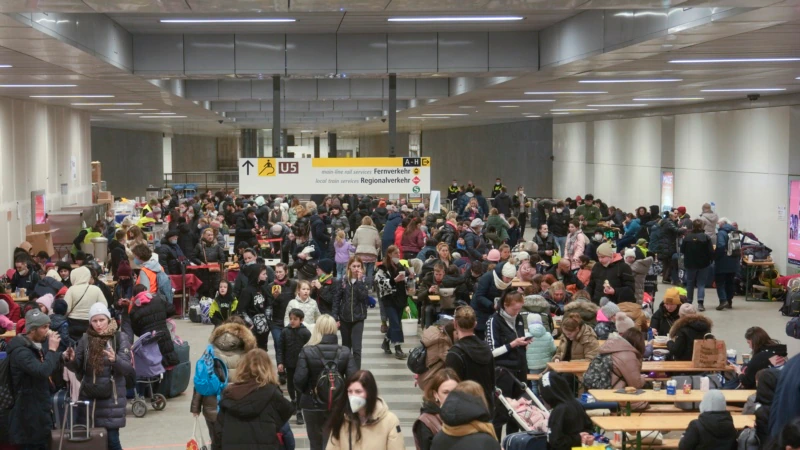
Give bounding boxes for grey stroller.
[130,330,167,417]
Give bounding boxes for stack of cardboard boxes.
[92,161,113,207]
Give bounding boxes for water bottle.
[648,329,654,341]
[710,201,716,213]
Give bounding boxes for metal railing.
[163,172,238,190]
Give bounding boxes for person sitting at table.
[553,312,600,362]
[33,269,64,298]
[540,371,595,450]
[10,254,40,295]
[586,242,635,304]
[732,327,787,389]
[594,301,620,340]
[650,287,682,337]
[599,327,648,408]
[618,295,649,332]
[667,303,712,361]
[562,294,600,329]
[0,299,16,332]
[543,281,572,316]
[471,262,516,340]
[752,368,779,446]
[678,390,737,450]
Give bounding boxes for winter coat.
[623,218,642,238]
[329,214,350,236]
[418,324,453,391]
[352,225,381,258]
[667,315,713,361]
[461,228,486,261]
[649,218,679,256]
[333,279,370,323]
[594,320,616,340]
[375,262,410,311]
[650,303,681,337]
[554,324,599,361]
[699,211,719,241]
[430,391,500,450]
[445,335,496,412]
[326,398,404,450]
[334,240,355,265]
[562,299,599,328]
[739,343,787,389]
[715,224,741,274]
[382,212,403,244]
[681,232,714,270]
[754,368,779,445]
[177,223,198,261]
[64,266,108,321]
[413,402,442,450]
[157,239,185,275]
[238,265,272,333]
[191,322,257,424]
[371,207,389,231]
[193,240,227,266]
[541,372,594,450]
[234,214,258,249]
[401,229,426,254]
[485,214,509,242]
[311,275,338,316]
[212,382,295,450]
[565,230,586,270]
[599,336,644,390]
[548,209,571,238]
[137,255,174,303]
[470,263,514,333]
[266,278,295,329]
[66,328,135,430]
[33,276,63,298]
[293,334,357,410]
[678,411,737,450]
[619,302,649,332]
[586,254,635,304]
[521,295,555,332]
[542,290,572,316]
[209,291,238,327]
[277,325,311,369]
[492,192,513,217]
[486,311,527,373]
[525,323,556,370]
[574,204,602,234]
[283,297,320,327]
[9,266,39,293]
[309,214,331,251]
[533,233,559,264]
[50,314,75,352]
[627,256,653,303]
[128,292,179,367]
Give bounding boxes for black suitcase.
[50,400,108,450]
[158,339,191,398]
[188,305,202,323]
[51,388,69,429]
[502,431,548,450]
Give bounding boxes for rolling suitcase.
[50,400,108,450]
[158,338,191,398]
[502,431,548,450]
[51,388,69,429]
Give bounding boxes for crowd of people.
[0,183,797,450]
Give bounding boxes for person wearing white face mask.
[327,370,404,450]
[447,179,460,201]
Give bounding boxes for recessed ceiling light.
[422,113,469,116]
[72,103,142,106]
[300,130,315,133]
[486,100,555,103]
[124,113,144,115]
[587,104,649,107]
[551,112,570,115]
[670,58,800,63]
[387,16,523,22]
[633,98,704,101]
[525,91,607,95]
[160,18,296,23]
[524,115,541,118]
[0,84,76,87]
[579,79,682,83]
[101,108,159,111]
[31,95,114,98]
[499,106,519,108]
[139,115,187,119]
[551,109,599,112]
[458,106,474,108]
[700,88,786,92]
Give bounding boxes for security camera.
[218,119,224,124]
[381,118,387,123]
[747,93,760,102]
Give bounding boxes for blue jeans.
[555,236,567,256]
[108,428,122,450]
[385,302,404,345]
[616,235,637,252]
[336,262,347,280]
[716,273,736,305]
[270,323,282,356]
[280,421,296,450]
[685,267,709,304]
[363,261,375,290]
[528,368,544,397]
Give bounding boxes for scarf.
[319,274,333,284]
[442,421,497,439]
[493,270,510,290]
[87,319,118,375]
[499,309,519,336]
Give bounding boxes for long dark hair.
[328,370,379,443]
[745,326,779,354]
[403,217,421,237]
[775,417,800,449]
[621,328,646,356]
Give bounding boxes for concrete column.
[314,136,320,158]
[272,75,281,157]
[389,73,397,157]
[328,132,337,158]
[240,129,258,158]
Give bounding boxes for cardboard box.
[98,191,113,201]
[91,161,102,183]
[25,224,56,257]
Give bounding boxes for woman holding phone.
[333,255,371,370]
[375,245,412,360]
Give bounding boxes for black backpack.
[0,353,12,409]
[312,347,344,412]
[407,345,428,374]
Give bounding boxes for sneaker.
[380,322,388,334]
[381,338,392,355]
[716,302,729,311]
[698,304,706,312]
[296,412,304,425]
[395,345,407,360]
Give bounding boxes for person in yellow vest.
[70,220,105,261]
[136,207,162,228]
[140,198,158,217]
[447,180,460,201]
[491,178,505,199]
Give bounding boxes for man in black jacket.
[10,255,40,294]
[492,187,513,217]
[157,230,185,275]
[309,207,331,259]
[276,308,312,425]
[681,219,714,311]
[445,306,496,417]
[234,207,260,250]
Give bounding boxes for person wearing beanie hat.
[667,303,712,361]
[56,261,73,287]
[680,390,737,450]
[649,287,682,337]
[615,315,636,335]
[471,262,516,339]
[623,248,636,262]
[317,258,335,275]
[487,249,501,263]
[89,302,111,320]
[595,301,620,339]
[0,299,15,331]
[587,241,635,305]
[35,294,54,315]
[526,309,557,390]
[157,229,185,275]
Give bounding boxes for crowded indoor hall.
[2,1,800,450]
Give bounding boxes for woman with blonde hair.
[125,225,147,269]
[294,314,357,450]
[213,349,294,450]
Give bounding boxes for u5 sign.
[238,157,432,195]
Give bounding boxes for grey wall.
[172,134,218,171]
[358,133,410,157]
[91,127,163,198]
[421,119,553,197]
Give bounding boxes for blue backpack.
[193,345,228,402]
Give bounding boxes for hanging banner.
[661,170,674,212]
[238,157,432,195]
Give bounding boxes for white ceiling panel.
[82,0,192,13]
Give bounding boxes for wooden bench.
[610,438,680,449]
[642,404,743,414]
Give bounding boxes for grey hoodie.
[699,211,719,241]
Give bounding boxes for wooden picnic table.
[589,389,754,404]
[10,294,28,303]
[0,330,15,339]
[546,360,735,374]
[512,280,532,288]
[592,414,754,450]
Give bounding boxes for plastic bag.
[402,297,419,319]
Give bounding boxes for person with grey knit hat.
[679,390,736,450]
[0,299,15,331]
[586,241,635,304]
[594,301,620,339]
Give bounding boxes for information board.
[239,157,431,195]
[789,180,800,266]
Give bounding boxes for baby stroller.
[495,367,551,450]
[130,330,167,417]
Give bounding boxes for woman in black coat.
[678,391,737,450]
[126,284,179,367]
[294,314,358,450]
[213,348,294,450]
[734,327,787,389]
[192,227,227,297]
[375,246,412,360]
[649,293,682,337]
[667,310,712,361]
[332,256,370,370]
[430,383,500,450]
[238,264,273,350]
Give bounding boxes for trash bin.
[91,236,109,264]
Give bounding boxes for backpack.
[737,427,759,450]
[727,230,742,256]
[781,282,800,317]
[312,347,344,411]
[407,345,428,374]
[787,316,800,339]
[582,353,614,390]
[0,352,13,409]
[193,345,228,400]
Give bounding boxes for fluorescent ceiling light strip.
[72,103,142,106]
[633,98,704,101]
[551,109,598,112]
[160,18,296,23]
[0,84,76,87]
[422,113,468,116]
[0,65,12,68]
[30,95,114,98]
[525,91,607,95]
[579,79,682,83]
[486,100,555,103]
[700,88,785,92]
[499,106,519,108]
[408,116,449,119]
[670,58,800,63]
[524,115,541,118]
[387,16,523,22]
[139,115,187,118]
[143,112,176,115]
[551,112,570,115]
[101,108,159,111]
[587,104,649,107]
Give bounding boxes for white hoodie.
[64,266,108,321]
